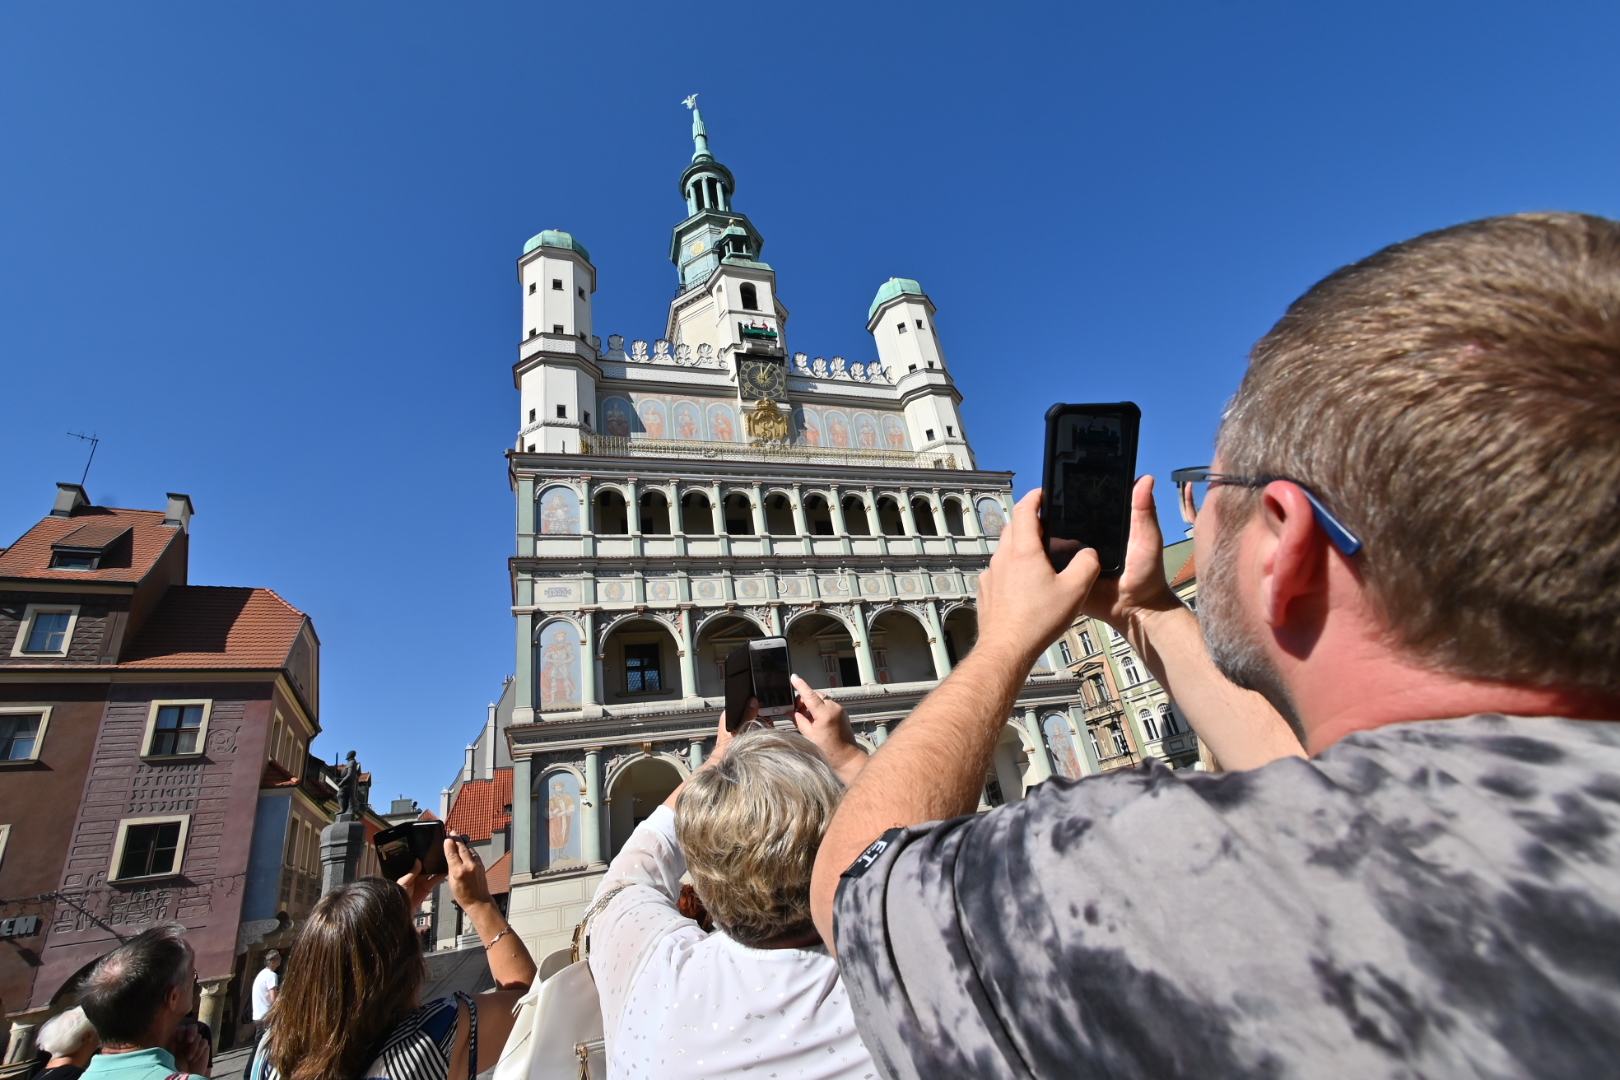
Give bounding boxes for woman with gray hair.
[35,1007,98,1080]
[588,675,874,1079]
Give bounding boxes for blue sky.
[3,2,1617,808]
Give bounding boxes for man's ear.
[1257,481,1327,627]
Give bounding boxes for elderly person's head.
[37,1007,98,1068]
[676,727,845,946]
[78,924,195,1051]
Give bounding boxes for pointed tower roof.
[671,96,766,292]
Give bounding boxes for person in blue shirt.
[78,924,210,1080]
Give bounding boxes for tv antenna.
[67,431,100,488]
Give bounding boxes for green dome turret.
[522,229,591,262]
[868,278,926,321]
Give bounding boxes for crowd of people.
[22,211,1620,1079]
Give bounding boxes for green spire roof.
[522,229,591,262]
[868,278,926,321]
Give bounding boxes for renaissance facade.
[500,102,1143,963]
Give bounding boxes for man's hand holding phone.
[1077,475,1184,631]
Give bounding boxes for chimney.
[484,702,497,776]
[440,786,452,819]
[463,744,476,783]
[164,493,195,532]
[51,483,89,518]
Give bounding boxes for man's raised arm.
[810,490,1098,952]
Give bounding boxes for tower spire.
[682,94,712,162]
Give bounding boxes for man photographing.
[810,212,1620,1079]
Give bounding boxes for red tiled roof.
[484,851,511,896]
[0,507,177,583]
[119,586,308,669]
[1170,552,1197,588]
[445,770,514,842]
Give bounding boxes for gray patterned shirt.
[833,715,1620,1079]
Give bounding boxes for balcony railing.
[579,433,959,470]
[1082,699,1124,721]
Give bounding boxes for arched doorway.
[608,756,684,857]
[722,493,755,535]
[680,492,714,535]
[639,490,671,534]
[943,606,978,665]
[787,612,860,688]
[911,497,939,536]
[763,492,796,535]
[803,494,835,535]
[600,618,682,706]
[593,489,629,534]
[868,609,937,683]
[842,495,871,535]
[695,614,764,698]
[875,497,906,536]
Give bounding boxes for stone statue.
[337,750,365,817]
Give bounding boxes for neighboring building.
[1054,537,1204,771]
[0,484,324,1063]
[432,678,515,952]
[498,101,1101,966]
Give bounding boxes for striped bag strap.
[453,991,478,1080]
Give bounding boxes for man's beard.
[1198,513,1307,744]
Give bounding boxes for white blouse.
[588,805,875,1080]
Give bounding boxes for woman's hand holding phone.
[446,832,495,910]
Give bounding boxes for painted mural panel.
[536,619,582,710]
[592,393,912,449]
[1044,714,1085,780]
[882,415,908,449]
[707,402,737,443]
[536,486,581,535]
[673,400,704,440]
[793,407,823,446]
[977,498,1007,537]
[823,411,852,448]
[646,578,677,602]
[601,397,636,437]
[637,399,669,439]
[538,770,585,871]
[854,413,879,449]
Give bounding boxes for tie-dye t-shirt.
[833,715,1620,1080]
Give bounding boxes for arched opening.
[608,757,683,858]
[1159,702,1178,736]
[593,489,628,535]
[942,498,967,537]
[1140,707,1159,742]
[787,613,860,689]
[534,618,585,712]
[943,607,978,666]
[875,497,906,536]
[764,492,796,535]
[986,723,1032,806]
[680,492,714,535]
[695,614,764,697]
[639,490,671,535]
[722,493,755,535]
[803,494,835,536]
[842,495,871,536]
[533,769,588,872]
[739,282,759,311]
[600,618,681,706]
[911,497,938,536]
[869,609,938,683]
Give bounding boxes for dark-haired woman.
[251,833,535,1080]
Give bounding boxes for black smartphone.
[1041,402,1141,575]
[749,637,794,718]
[373,823,417,879]
[724,644,755,732]
[413,819,448,876]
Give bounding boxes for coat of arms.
[744,398,791,443]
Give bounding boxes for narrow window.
[908,364,918,373]
[916,319,924,329]
[117,822,182,879]
[578,286,585,299]
[25,612,71,653]
[925,428,936,441]
[946,425,955,436]
[552,324,564,334]
[528,282,537,295]
[556,405,567,419]
[1,714,43,760]
[1079,630,1094,654]
[583,411,591,426]
[528,329,537,338]
[529,408,536,422]
[1142,708,1160,741]
[149,705,204,756]
[527,444,535,452]
[1122,660,1141,685]
[897,322,908,334]
[624,643,663,693]
[552,279,563,291]
[739,282,759,311]
[928,361,936,368]
[1058,641,1073,664]
[1160,702,1177,735]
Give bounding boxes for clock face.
[738,358,787,400]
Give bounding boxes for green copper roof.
[868,278,926,320]
[522,229,591,262]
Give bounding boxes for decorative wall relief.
[777,576,805,597]
[931,574,956,593]
[894,575,922,595]
[695,579,719,599]
[736,579,764,598]
[976,498,1006,537]
[600,582,628,602]
[647,579,676,601]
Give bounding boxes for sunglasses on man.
[1170,468,1364,557]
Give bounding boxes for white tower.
[515,231,599,454]
[869,278,975,469]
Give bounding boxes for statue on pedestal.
[337,750,365,819]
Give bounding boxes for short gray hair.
[37,1007,95,1057]
[78,923,193,1045]
[675,728,844,947]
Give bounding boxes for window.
[623,643,663,693]
[528,408,536,422]
[946,425,955,437]
[577,286,586,299]
[528,282,537,295]
[739,282,759,311]
[925,429,935,441]
[552,324,564,334]
[12,606,77,657]
[1079,630,1094,655]
[916,319,924,329]
[556,404,567,419]
[908,364,917,372]
[143,701,210,758]
[1141,708,1159,741]
[0,824,10,869]
[1121,660,1140,686]
[528,328,537,339]
[552,279,563,291]
[897,322,908,334]
[527,444,535,453]
[1160,702,1177,736]
[112,817,188,880]
[1058,640,1073,665]
[1110,723,1130,757]
[51,551,96,570]
[583,411,591,426]
[0,709,48,762]
[928,361,936,368]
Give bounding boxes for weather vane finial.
[682,94,711,161]
[682,94,698,110]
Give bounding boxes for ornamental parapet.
[578,432,958,470]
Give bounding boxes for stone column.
[320,815,366,896]
[197,977,232,1051]
[850,605,877,686]
[828,484,847,534]
[583,748,605,866]
[688,738,705,772]
[900,490,919,536]
[516,475,537,557]
[790,483,809,536]
[512,755,533,875]
[1071,703,1103,776]
[924,600,952,677]
[749,483,767,536]
[863,485,879,535]
[580,612,598,705]
[963,491,982,538]
[3,1023,39,1078]
[625,478,641,533]
[872,721,889,746]
[1022,708,1054,784]
[677,610,700,702]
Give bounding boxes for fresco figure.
[674,401,701,440]
[604,398,632,437]
[796,408,823,446]
[883,415,907,449]
[538,486,580,535]
[639,399,668,439]
[977,498,1006,537]
[855,414,879,449]
[541,772,584,869]
[1044,715,1084,780]
[826,411,850,448]
[708,403,736,442]
[538,624,581,708]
